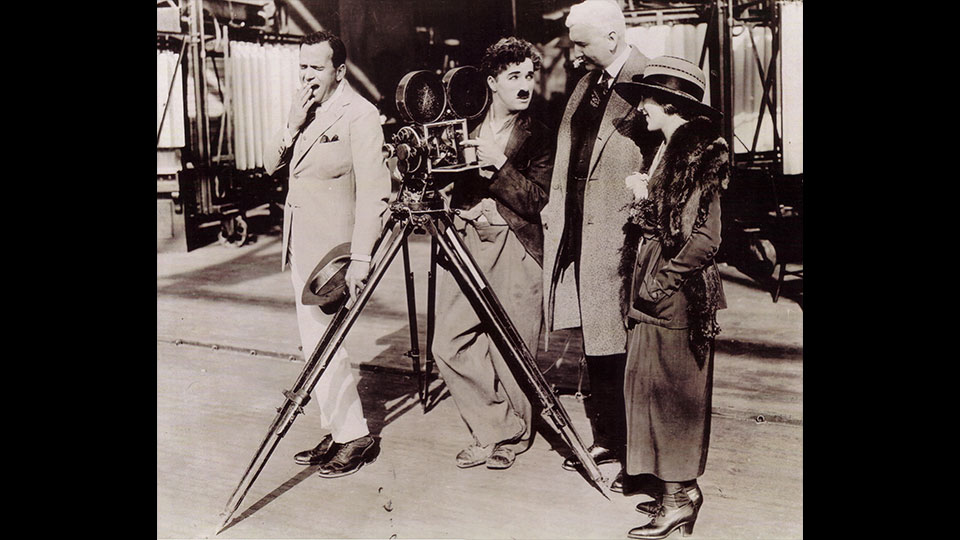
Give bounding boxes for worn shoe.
[456,443,494,468]
[316,435,378,478]
[562,444,620,471]
[486,445,516,470]
[294,434,335,466]
[627,484,702,539]
[636,484,701,516]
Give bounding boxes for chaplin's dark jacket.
[441,110,556,266]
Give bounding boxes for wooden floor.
[157,226,802,539]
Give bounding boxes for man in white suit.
[263,30,391,478]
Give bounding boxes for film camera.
[384,66,490,179]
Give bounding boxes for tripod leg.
[422,213,608,496]
[401,240,424,407]
[216,219,413,533]
[423,235,438,410]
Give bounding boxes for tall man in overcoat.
[539,0,657,487]
[263,30,391,478]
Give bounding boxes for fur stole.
[619,116,730,365]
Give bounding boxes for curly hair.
[479,37,542,79]
[300,30,346,68]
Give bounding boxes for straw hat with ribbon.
[614,55,722,121]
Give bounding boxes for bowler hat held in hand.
[301,242,351,314]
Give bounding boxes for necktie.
[589,70,611,108]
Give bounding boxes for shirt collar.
[603,45,632,86]
[482,108,518,140]
[318,80,346,114]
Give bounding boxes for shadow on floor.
[714,336,803,362]
[721,264,803,308]
[158,232,284,293]
[218,360,451,532]
[219,465,319,534]
[357,367,451,439]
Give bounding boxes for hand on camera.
[462,139,507,170]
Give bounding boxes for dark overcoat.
[623,115,729,349]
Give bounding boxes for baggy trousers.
[432,220,542,450]
[289,244,369,444]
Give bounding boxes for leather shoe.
[610,470,625,493]
[294,434,335,466]
[635,497,661,516]
[628,484,702,539]
[316,435,378,478]
[562,444,620,471]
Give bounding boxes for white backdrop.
[229,42,300,170]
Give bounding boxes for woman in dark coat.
[613,56,729,539]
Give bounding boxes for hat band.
[643,74,704,103]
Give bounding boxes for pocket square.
[319,134,340,143]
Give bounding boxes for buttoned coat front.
[263,82,391,281]
[540,46,653,356]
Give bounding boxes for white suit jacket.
[264,82,391,282]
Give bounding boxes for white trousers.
[289,249,369,443]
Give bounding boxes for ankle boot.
[636,483,702,516]
[627,484,701,539]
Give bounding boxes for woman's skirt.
[624,321,714,481]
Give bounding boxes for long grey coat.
[540,46,652,356]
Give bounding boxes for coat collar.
[293,81,354,170]
[649,116,723,189]
[647,116,727,246]
[566,45,648,110]
[504,111,532,158]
